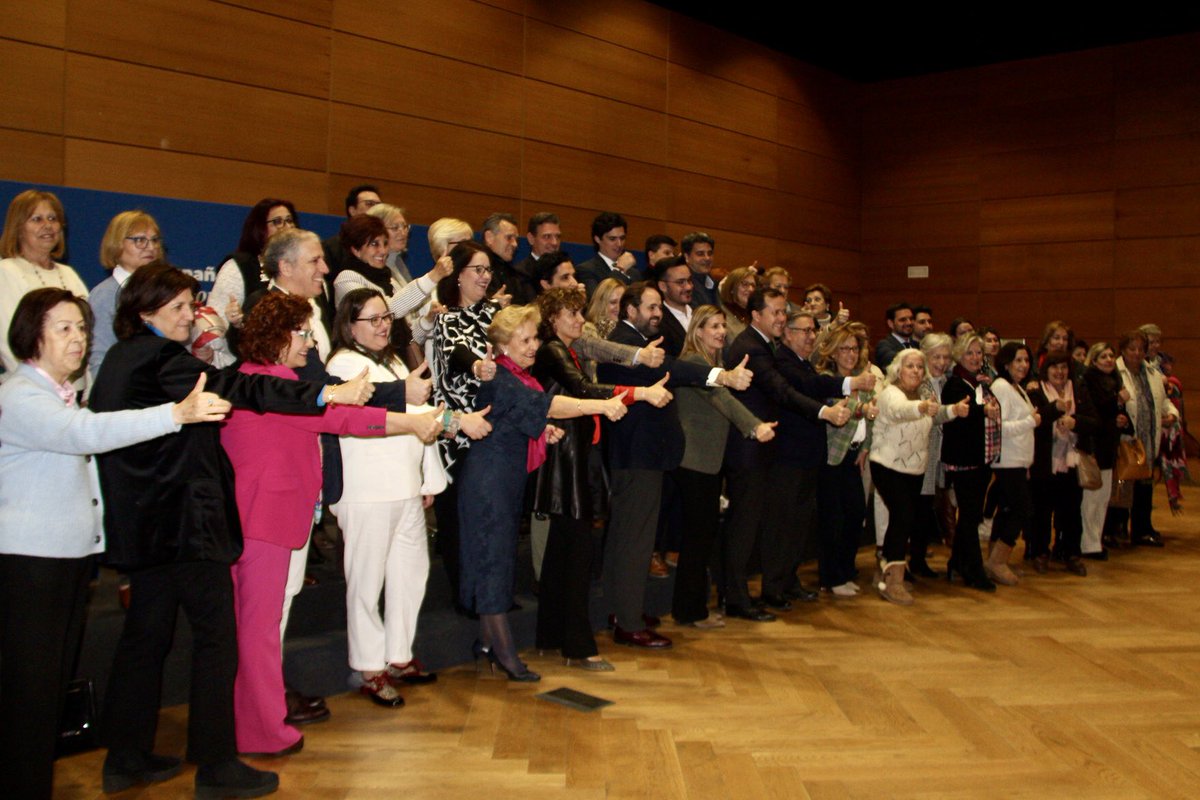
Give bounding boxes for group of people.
[0,186,1185,799]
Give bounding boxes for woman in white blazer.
[985,342,1039,586]
[326,288,457,707]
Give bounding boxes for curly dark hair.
[240,292,312,365]
[535,287,586,341]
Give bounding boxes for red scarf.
[496,354,549,472]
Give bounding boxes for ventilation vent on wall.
[907,265,929,279]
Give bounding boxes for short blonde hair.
[951,332,984,364]
[2,190,66,259]
[99,210,160,269]
[427,217,472,259]
[487,304,541,347]
[1085,341,1114,367]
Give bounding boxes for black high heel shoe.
[946,560,996,592]
[474,641,541,682]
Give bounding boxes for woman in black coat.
[90,264,370,798]
[530,289,652,670]
[1027,352,1100,575]
[1079,343,1132,559]
[939,333,998,591]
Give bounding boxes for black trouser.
[0,554,92,800]
[818,453,865,588]
[102,561,238,766]
[605,468,662,629]
[764,463,819,597]
[671,468,722,623]
[433,459,464,599]
[722,465,772,607]
[1131,478,1158,538]
[990,467,1034,547]
[947,467,990,576]
[536,515,598,659]
[871,463,924,563]
[1031,470,1083,558]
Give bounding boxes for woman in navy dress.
[458,304,627,681]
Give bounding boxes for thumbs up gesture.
[638,336,666,368]
[172,372,232,424]
[473,344,497,381]
[405,360,432,405]
[823,396,852,427]
[720,354,753,391]
[636,372,673,407]
[332,366,375,406]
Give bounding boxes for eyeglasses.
[837,344,861,353]
[787,326,816,334]
[125,235,162,249]
[386,222,410,233]
[466,265,494,276]
[266,215,295,228]
[293,329,316,340]
[355,312,395,328]
[665,277,694,286]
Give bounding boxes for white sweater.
[990,377,1036,469]
[869,385,935,476]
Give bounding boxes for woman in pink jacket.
[220,293,442,757]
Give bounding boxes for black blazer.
[1081,367,1129,469]
[1028,377,1100,480]
[91,334,324,570]
[874,334,906,370]
[577,255,639,298]
[658,307,687,358]
[531,338,615,520]
[722,327,824,471]
[774,347,845,469]
[596,321,711,472]
[940,374,989,467]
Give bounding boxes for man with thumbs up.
[723,290,857,621]
[598,282,753,649]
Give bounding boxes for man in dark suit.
[874,302,916,369]
[577,211,641,298]
[482,212,535,306]
[322,184,381,272]
[598,283,751,648]
[774,310,875,599]
[681,232,718,309]
[513,212,563,300]
[654,256,693,358]
[722,289,852,621]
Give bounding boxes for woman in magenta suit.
[220,293,443,756]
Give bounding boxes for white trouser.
[335,499,430,671]
[280,530,311,646]
[1080,468,1113,554]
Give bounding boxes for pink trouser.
[231,538,302,754]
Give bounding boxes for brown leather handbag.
[1115,438,1152,481]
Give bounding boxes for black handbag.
[56,678,101,757]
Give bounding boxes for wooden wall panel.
[1114,34,1200,140]
[977,289,1115,342]
[862,154,979,208]
[1114,288,1200,338]
[861,247,980,294]
[64,140,329,210]
[774,241,861,294]
[668,64,777,141]
[979,143,1113,200]
[778,147,859,207]
[67,0,330,97]
[1114,237,1200,288]
[1116,186,1200,239]
[979,193,1114,245]
[0,41,63,135]
[978,241,1114,290]
[525,0,670,59]
[221,0,333,27]
[862,202,981,252]
[0,130,64,185]
[777,97,857,163]
[523,81,666,166]
[333,0,523,74]
[523,141,669,222]
[1114,134,1200,189]
[977,95,1113,155]
[332,175,518,229]
[978,48,1113,107]
[666,171,776,240]
[862,108,979,160]
[524,19,667,111]
[328,104,522,199]
[4,0,66,47]
[331,33,524,137]
[667,14,786,96]
[668,119,777,190]
[775,193,860,251]
[64,55,329,170]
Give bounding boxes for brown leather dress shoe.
[284,689,330,726]
[612,626,673,649]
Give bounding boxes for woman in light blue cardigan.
[0,288,228,800]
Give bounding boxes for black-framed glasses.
[355,312,395,328]
[125,235,162,249]
[266,215,295,228]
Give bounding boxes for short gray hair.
[262,228,318,279]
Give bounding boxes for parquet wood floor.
[54,493,1200,798]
